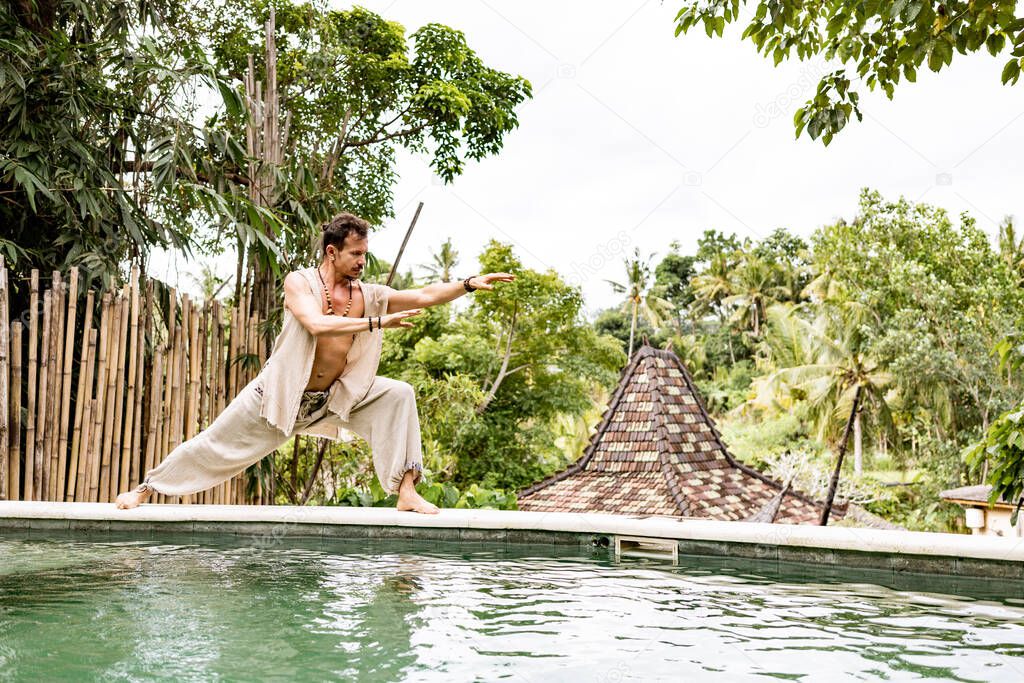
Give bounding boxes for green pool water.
[1,531,1023,682]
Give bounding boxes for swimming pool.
[1,532,1022,681]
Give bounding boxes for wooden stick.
[386,201,424,286]
[57,267,79,501]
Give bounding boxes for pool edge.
[1,501,1022,581]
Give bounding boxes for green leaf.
[1002,58,1021,85]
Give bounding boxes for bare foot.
[396,487,440,514]
[115,485,153,510]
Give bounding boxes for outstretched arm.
[285,272,421,335]
[386,273,515,313]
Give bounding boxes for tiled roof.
[940,484,1010,506]
[517,344,846,525]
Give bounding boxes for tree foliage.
[674,1,1024,144]
[382,240,624,490]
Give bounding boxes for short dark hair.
[321,212,370,255]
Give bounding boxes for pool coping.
[2,501,1022,581]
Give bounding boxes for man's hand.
[385,272,517,313]
[468,272,516,290]
[381,309,422,328]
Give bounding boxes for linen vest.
[255,266,394,439]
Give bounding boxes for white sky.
[150,0,1024,317]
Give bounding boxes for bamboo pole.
[159,328,175,491]
[172,319,184,450]
[178,312,189,504]
[41,274,58,499]
[57,268,79,501]
[34,289,51,499]
[177,293,192,506]
[68,290,94,500]
[213,301,227,505]
[197,302,209,504]
[46,272,65,501]
[106,286,130,501]
[166,321,184,504]
[87,292,112,502]
[143,347,163,488]
[252,313,260,380]
[120,266,140,494]
[9,321,21,501]
[25,269,38,499]
[75,328,97,501]
[101,291,124,502]
[130,277,149,489]
[228,300,239,399]
[0,256,8,500]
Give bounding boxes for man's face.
[330,234,368,278]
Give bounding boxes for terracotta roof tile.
[518,344,847,526]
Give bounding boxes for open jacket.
[255,265,396,439]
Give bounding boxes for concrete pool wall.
[1,501,1022,581]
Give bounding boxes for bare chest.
[307,281,368,388]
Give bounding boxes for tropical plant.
[964,401,1024,522]
[724,252,790,337]
[0,0,256,301]
[755,302,894,479]
[998,216,1024,286]
[381,240,625,490]
[420,237,459,282]
[605,248,674,359]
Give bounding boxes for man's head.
[321,212,370,280]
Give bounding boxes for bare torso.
[305,278,365,391]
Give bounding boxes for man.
[115,212,515,513]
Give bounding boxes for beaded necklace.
[316,265,357,341]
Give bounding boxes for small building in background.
[518,344,892,527]
[940,485,1022,537]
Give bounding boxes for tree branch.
[476,302,518,415]
[341,121,428,151]
[115,158,251,187]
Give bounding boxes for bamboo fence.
[0,257,272,505]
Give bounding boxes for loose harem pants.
[139,376,424,497]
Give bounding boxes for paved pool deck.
[1,501,1022,581]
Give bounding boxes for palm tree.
[605,248,673,359]
[724,253,790,337]
[691,253,739,362]
[998,216,1024,286]
[756,302,894,520]
[420,237,459,282]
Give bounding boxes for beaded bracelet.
[367,317,373,332]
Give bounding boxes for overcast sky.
[150,0,1024,317]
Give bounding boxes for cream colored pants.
[141,375,424,498]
